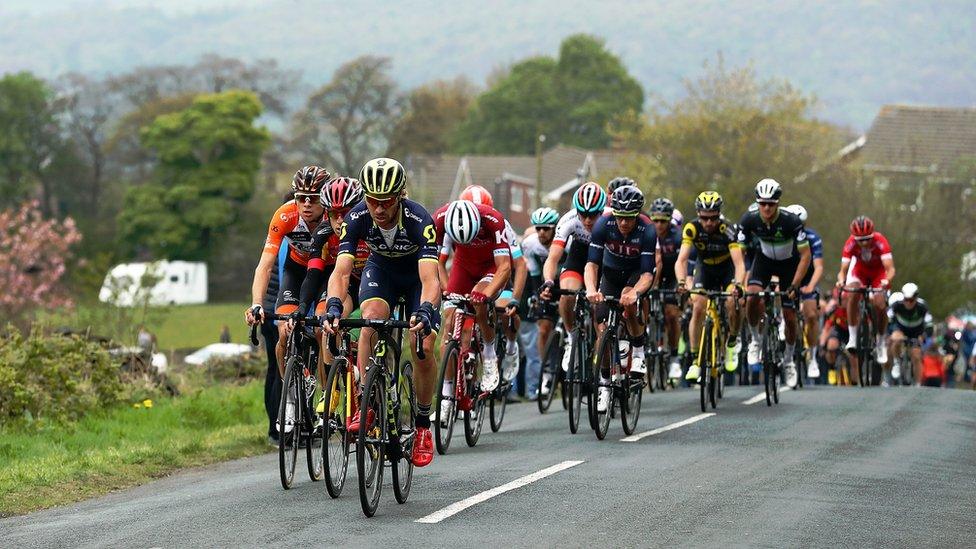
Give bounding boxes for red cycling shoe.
[411,427,434,467]
[347,408,375,433]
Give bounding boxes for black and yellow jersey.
[681,216,741,266]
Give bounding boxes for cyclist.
[585,186,656,411]
[675,191,746,383]
[540,182,608,371]
[246,166,330,388]
[433,199,513,396]
[785,204,824,380]
[523,207,561,396]
[819,287,852,385]
[887,282,932,383]
[295,177,371,367]
[447,185,528,385]
[649,197,684,380]
[836,216,895,366]
[739,179,811,388]
[321,157,441,468]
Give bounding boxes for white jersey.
[520,232,550,276]
[440,219,522,260]
[553,210,592,250]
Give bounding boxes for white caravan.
[99,261,208,306]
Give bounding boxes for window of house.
[511,187,523,212]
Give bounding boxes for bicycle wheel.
[771,332,780,404]
[434,341,460,455]
[593,330,614,440]
[391,362,416,505]
[322,359,349,498]
[538,329,562,413]
[463,381,486,447]
[357,364,386,517]
[305,366,324,482]
[278,356,300,490]
[699,322,711,413]
[489,381,508,433]
[620,362,642,436]
[568,331,584,434]
[858,323,871,387]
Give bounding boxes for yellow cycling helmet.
[359,157,406,197]
[695,191,723,212]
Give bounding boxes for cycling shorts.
[595,269,640,324]
[314,274,361,317]
[275,254,307,314]
[892,324,926,341]
[848,263,887,290]
[357,259,422,317]
[749,255,799,310]
[446,259,496,296]
[693,261,734,292]
[560,240,589,282]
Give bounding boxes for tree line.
[0,34,972,318]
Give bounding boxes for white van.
[99,261,208,306]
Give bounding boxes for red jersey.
[434,203,510,269]
[324,233,370,278]
[842,232,892,273]
[921,355,943,380]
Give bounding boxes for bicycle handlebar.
[248,313,323,346]
[326,317,426,360]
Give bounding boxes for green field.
[153,302,251,350]
[0,380,269,517]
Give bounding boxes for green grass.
[153,302,251,350]
[0,380,270,517]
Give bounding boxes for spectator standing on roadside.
[941,328,961,388]
[961,321,976,386]
[920,342,945,388]
[137,324,156,353]
[220,325,231,343]
[262,191,294,446]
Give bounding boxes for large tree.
[453,34,643,154]
[388,77,476,158]
[291,55,400,175]
[116,90,269,260]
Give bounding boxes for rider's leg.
[846,279,863,346]
[910,343,922,384]
[357,298,391,380]
[689,293,706,358]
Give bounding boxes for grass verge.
[0,380,269,517]
[153,302,251,350]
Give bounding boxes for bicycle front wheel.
[463,386,486,447]
[699,327,711,413]
[568,332,584,434]
[593,330,614,440]
[538,330,562,414]
[322,359,349,498]
[489,382,508,433]
[434,341,460,455]
[357,365,386,517]
[391,362,416,505]
[278,356,300,490]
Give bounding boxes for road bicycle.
[489,307,518,433]
[549,288,597,434]
[746,289,790,406]
[339,303,422,517]
[435,293,490,454]
[642,288,679,392]
[250,314,324,490]
[690,290,737,412]
[842,287,884,387]
[591,296,645,439]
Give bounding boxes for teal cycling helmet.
[530,207,559,227]
[573,182,607,215]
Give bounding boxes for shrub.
[0,329,122,425]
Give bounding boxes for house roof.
[861,105,976,173]
[405,144,628,208]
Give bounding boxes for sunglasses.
[699,215,720,222]
[328,208,351,219]
[365,195,398,209]
[535,226,554,232]
[294,192,319,203]
[854,234,874,242]
[758,201,778,208]
[579,212,601,220]
[651,217,671,224]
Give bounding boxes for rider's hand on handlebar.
[286,310,302,330]
[505,301,519,317]
[620,288,638,307]
[586,289,604,304]
[880,278,890,290]
[244,304,263,326]
[539,280,554,301]
[470,291,489,304]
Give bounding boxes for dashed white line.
[741,386,792,405]
[415,460,584,524]
[620,413,716,442]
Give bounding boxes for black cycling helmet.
[610,186,644,217]
[607,176,636,195]
[649,197,674,219]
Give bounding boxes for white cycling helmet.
[888,291,904,308]
[748,202,760,213]
[785,204,808,223]
[901,282,918,300]
[444,200,481,244]
[755,178,783,202]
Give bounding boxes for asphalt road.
[3,384,975,548]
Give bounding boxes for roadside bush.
[0,329,123,425]
[201,353,265,383]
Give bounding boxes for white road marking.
[741,386,792,405]
[415,460,584,524]
[620,413,715,442]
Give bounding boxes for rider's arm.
[808,257,825,290]
[543,242,564,283]
[250,250,276,307]
[418,259,442,306]
[837,258,850,286]
[511,255,528,302]
[791,243,811,288]
[882,256,895,284]
[326,254,354,304]
[675,243,692,287]
[484,254,512,298]
[730,246,746,286]
[584,261,600,295]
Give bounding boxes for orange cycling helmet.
[850,215,874,238]
[459,185,493,207]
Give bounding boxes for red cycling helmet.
[850,215,874,238]
[459,185,493,207]
[321,177,364,211]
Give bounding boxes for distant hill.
[1,0,973,129]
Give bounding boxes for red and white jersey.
[842,232,892,273]
[433,202,511,269]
